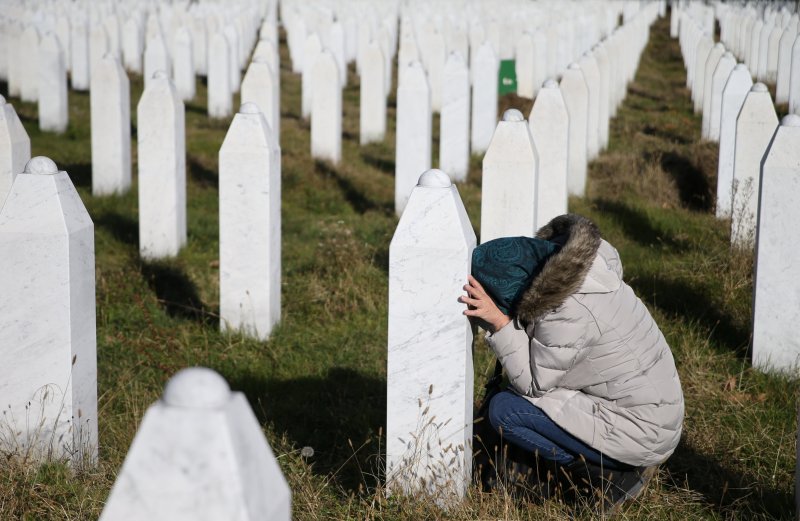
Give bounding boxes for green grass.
[1,13,797,520]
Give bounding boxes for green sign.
[498,59,517,95]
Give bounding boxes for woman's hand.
[461,275,511,333]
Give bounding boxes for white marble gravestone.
[395,60,431,215]
[122,17,143,74]
[89,25,109,75]
[426,31,446,113]
[98,367,291,521]
[219,103,281,340]
[137,71,187,259]
[71,18,90,91]
[360,41,386,145]
[190,17,208,77]
[144,34,171,89]
[91,55,131,196]
[241,58,280,145]
[0,156,97,465]
[561,63,589,197]
[716,64,753,219]
[579,53,601,161]
[173,28,195,102]
[470,42,498,155]
[301,33,322,119]
[0,96,31,210]
[752,115,800,374]
[515,33,534,98]
[706,52,736,142]
[19,25,41,103]
[208,33,232,119]
[593,44,612,151]
[701,43,725,136]
[55,16,71,74]
[481,109,539,243]
[439,52,470,182]
[38,34,68,134]
[311,50,342,164]
[776,26,797,104]
[731,83,778,249]
[692,38,713,113]
[387,168,475,501]
[529,79,569,228]
[224,27,241,94]
[789,35,800,115]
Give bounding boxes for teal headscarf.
[471,236,559,318]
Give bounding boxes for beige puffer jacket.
[486,214,684,467]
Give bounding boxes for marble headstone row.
[674,5,800,377]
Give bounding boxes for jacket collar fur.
[515,214,602,324]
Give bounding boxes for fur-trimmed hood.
[515,214,608,324]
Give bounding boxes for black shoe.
[560,457,657,516]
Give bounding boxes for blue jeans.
[488,390,630,470]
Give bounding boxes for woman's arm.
[461,276,535,396]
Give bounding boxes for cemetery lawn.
[1,14,797,521]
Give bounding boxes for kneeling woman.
[462,214,684,506]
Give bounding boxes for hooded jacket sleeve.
[485,320,535,396]
[486,299,597,398]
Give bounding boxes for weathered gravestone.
[208,32,232,119]
[0,95,31,209]
[19,25,40,103]
[529,79,569,228]
[731,83,778,249]
[311,50,342,164]
[692,37,713,113]
[38,34,68,134]
[716,64,753,219]
[470,42,498,155]
[137,71,187,259]
[144,34,171,89]
[99,367,291,521]
[360,41,386,145]
[0,156,97,465]
[752,115,800,374]
[91,55,131,196]
[706,51,736,142]
[561,63,589,197]
[387,169,475,501]
[71,17,90,91]
[481,109,539,243]
[701,43,725,135]
[301,33,322,119]
[219,103,281,341]
[241,58,280,145]
[173,27,195,102]
[395,60,432,215]
[439,52,470,182]
[122,17,143,74]
[579,52,601,161]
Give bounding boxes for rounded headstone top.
[0,94,5,105]
[781,114,800,127]
[417,169,452,188]
[734,63,748,71]
[24,156,59,175]
[163,367,231,408]
[240,102,261,114]
[568,62,580,70]
[153,70,168,80]
[713,42,725,49]
[752,82,768,92]
[723,51,734,59]
[542,79,558,89]
[502,109,525,122]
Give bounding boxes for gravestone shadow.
[664,441,792,519]
[188,157,218,188]
[61,162,92,189]
[592,198,691,252]
[315,160,393,215]
[230,367,386,490]
[633,274,750,356]
[361,150,395,177]
[140,261,213,324]
[659,152,713,212]
[94,211,138,247]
